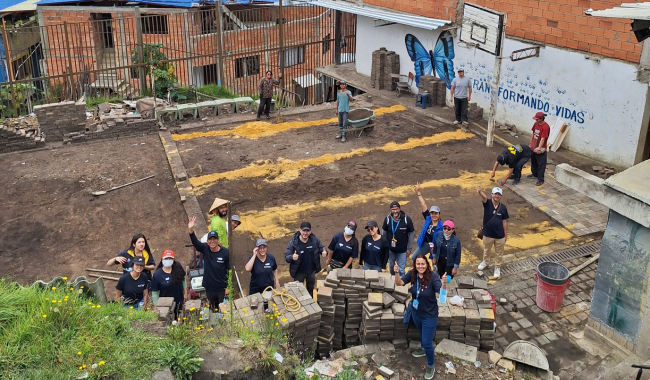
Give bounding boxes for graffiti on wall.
[454,57,591,128]
[405,32,455,89]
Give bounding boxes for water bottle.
[263,299,269,313]
[138,300,145,309]
[439,275,451,304]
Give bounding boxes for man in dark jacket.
[284,221,327,297]
[382,201,415,277]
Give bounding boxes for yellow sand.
[189,130,475,193]
[172,105,407,141]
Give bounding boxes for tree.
[131,43,178,98]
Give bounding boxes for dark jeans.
[257,97,272,118]
[454,97,468,122]
[294,271,316,298]
[412,313,438,367]
[513,154,531,179]
[435,256,455,279]
[205,288,225,312]
[531,151,547,182]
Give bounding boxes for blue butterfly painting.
[405,31,455,89]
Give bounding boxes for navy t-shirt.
[296,239,314,275]
[382,213,415,253]
[482,200,509,239]
[401,269,442,318]
[500,144,531,168]
[151,267,186,305]
[190,232,230,290]
[360,235,389,268]
[328,232,359,265]
[249,254,278,294]
[116,272,149,305]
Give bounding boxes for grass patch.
[196,84,238,99]
[86,96,123,109]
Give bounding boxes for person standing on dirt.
[257,70,279,121]
[476,186,509,279]
[359,220,389,272]
[382,201,415,277]
[115,256,150,308]
[245,238,280,295]
[188,216,230,311]
[528,112,550,187]
[450,69,472,128]
[230,215,241,232]
[284,221,327,297]
[208,198,230,249]
[490,144,532,185]
[412,182,443,261]
[326,221,359,270]
[335,80,353,143]
[151,250,187,318]
[431,220,461,278]
[107,233,156,280]
[394,254,446,380]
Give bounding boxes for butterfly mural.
[405,31,455,89]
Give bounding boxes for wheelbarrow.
[347,108,376,138]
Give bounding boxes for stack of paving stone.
[317,285,335,357]
[417,75,438,101]
[33,101,86,141]
[436,80,447,106]
[436,304,451,340]
[370,48,387,89]
[449,305,466,343]
[383,52,400,91]
[479,308,496,350]
[464,308,481,348]
[473,289,494,309]
[361,295,382,344]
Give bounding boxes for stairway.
[89,51,136,98]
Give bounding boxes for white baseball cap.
[492,187,503,195]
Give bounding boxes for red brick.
[601,47,615,57]
[580,25,592,34]
[589,45,602,54]
[577,41,590,51]
[614,50,627,60]
[546,35,557,44]
[609,40,622,49]
[578,0,590,6]
[583,35,597,44]
[566,39,579,49]
[627,52,641,63]
[599,20,613,29]
[596,37,610,46]
[621,42,639,53]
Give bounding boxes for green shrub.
[158,342,203,380]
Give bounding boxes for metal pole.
[215,3,225,87]
[227,201,232,265]
[1,18,18,118]
[334,10,342,65]
[134,7,146,95]
[486,13,506,147]
[278,0,284,90]
[63,21,76,101]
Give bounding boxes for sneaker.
[512,178,520,185]
[462,121,469,125]
[256,116,260,121]
[478,261,489,271]
[341,136,347,142]
[335,133,342,139]
[266,115,271,120]
[493,267,501,279]
[527,174,537,179]
[535,180,544,186]
[425,366,435,380]
[453,120,460,124]
[412,348,426,358]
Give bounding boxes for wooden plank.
[547,118,569,152]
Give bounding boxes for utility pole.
[486,14,507,147]
[278,0,284,89]
[215,2,225,86]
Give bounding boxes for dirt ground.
[0,135,190,286]
[173,96,578,288]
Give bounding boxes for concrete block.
[434,338,478,363]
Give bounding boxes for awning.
[296,0,450,30]
[294,73,321,88]
[1,0,39,12]
[586,2,650,20]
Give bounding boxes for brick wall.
[64,118,158,143]
[363,0,642,63]
[34,101,87,141]
[0,126,46,154]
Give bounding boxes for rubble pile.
[0,115,45,153]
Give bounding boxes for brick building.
[308,0,650,168]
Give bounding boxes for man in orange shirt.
[528,112,550,186]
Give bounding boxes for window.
[200,10,218,34]
[322,33,331,54]
[141,14,169,35]
[235,55,260,78]
[202,63,219,85]
[280,46,305,68]
[12,54,32,80]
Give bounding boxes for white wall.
[453,38,647,168]
[355,15,441,94]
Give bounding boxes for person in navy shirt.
[245,238,280,295]
[285,221,327,298]
[115,256,150,308]
[326,221,359,269]
[395,254,446,380]
[359,220,389,271]
[476,186,509,279]
[151,249,187,317]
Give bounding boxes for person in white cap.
[476,185,509,279]
[412,182,443,261]
[245,238,280,295]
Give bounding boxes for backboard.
[460,3,505,56]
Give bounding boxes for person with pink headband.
[431,220,462,277]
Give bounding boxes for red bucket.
[534,262,570,313]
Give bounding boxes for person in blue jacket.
[284,221,327,298]
[412,182,443,261]
[431,220,462,277]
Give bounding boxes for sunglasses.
[443,227,453,231]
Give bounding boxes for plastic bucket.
[534,262,570,313]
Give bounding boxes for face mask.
[162,259,174,268]
[344,227,354,236]
[443,233,451,239]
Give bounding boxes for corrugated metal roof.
[36,0,216,8]
[296,0,449,30]
[586,2,650,20]
[0,0,38,12]
[294,73,320,87]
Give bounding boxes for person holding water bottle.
[394,254,447,380]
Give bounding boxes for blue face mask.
[443,233,451,239]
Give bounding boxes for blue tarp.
[37,0,274,7]
[0,0,28,12]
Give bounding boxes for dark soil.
[348,108,374,120]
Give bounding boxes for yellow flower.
[77,352,82,355]
[62,277,67,280]
[62,329,65,332]
[51,300,56,303]
[88,302,92,305]
[42,314,47,318]
[242,308,246,311]
[245,314,248,317]
[79,366,83,370]
[183,317,186,320]
[190,307,195,311]
[96,305,101,308]
[98,361,105,366]
[91,306,96,309]
[129,306,134,309]
[129,312,133,315]
[275,323,279,326]
[250,320,254,324]
[80,286,84,289]
[82,365,86,369]
[51,287,56,290]
[70,288,73,290]
[199,317,202,320]
[45,298,49,300]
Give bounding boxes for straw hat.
[209,197,229,214]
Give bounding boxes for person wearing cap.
[528,112,550,186]
[335,80,353,143]
[382,201,415,277]
[491,144,532,185]
[450,68,472,127]
[107,233,155,280]
[284,221,327,297]
[151,250,187,317]
[245,238,280,295]
[208,198,230,249]
[257,70,280,121]
[476,185,509,279]
[326,221,360,270]
[359,220,390,271]
[188,216,230,310]
[412,182,443,261]
[115,256,149,308]
[230,215,241,232]
[432,220,461,277]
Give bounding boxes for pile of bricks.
[0,118,45,153]
[317,285,335,357]
[469,102,485,120]
[64,118,158,143]
[417,75,447,107]
[34,101,87,141]
[370,48,400,90]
